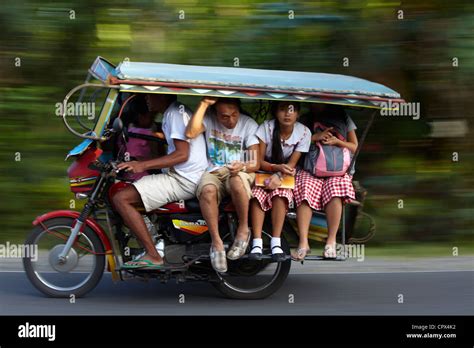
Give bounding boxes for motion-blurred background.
[0,0,472,255]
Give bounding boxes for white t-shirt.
[162,101,207,184]
[202,111,259,172]
[256,119,312,162]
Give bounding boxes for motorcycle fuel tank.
[67,147,103,193]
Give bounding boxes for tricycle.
[23,57,403,299]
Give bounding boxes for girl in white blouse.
[249,101,311,261]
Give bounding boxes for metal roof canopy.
[88,56,404,109]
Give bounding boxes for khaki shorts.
[196,167,255,204]
[133,169,197,212]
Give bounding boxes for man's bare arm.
[185,97,217,139]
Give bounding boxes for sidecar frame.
[63,56,404,261]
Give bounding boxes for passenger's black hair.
[212,98,242,112]
[315,104,348,135]
[164,94,178,103]
[130,94,149,116]
[317,104,345,119]
[270,101,300,164]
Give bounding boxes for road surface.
[0,257,472,315]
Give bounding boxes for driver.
[113,94,207,269]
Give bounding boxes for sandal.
[121,259,164,270]
[323,244,337,259]
[291,247,311,262]
[248,245,263,261]
[227,229,251,260]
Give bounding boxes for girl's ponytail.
[270,102,285,164]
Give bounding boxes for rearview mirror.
[112,118,124,133]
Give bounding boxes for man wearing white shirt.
[114,94,207,269]
[186,97,260,273]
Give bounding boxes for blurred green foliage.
[0,0,473,246]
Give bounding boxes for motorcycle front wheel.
[23,217,105,298]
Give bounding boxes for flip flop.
[323,244,337,259]
[291,247,311,262]
[121,259,165,269]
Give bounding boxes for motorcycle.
[23,117,291,300]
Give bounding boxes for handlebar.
[88,160,119,173]
[88,160,131,183]
[88,160,111,172]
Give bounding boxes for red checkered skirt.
[294,170,355,211]
[251,186,294,212]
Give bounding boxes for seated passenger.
[249,101,311,261]
[293,104,358,261]
[119,95,161,181]
[186,97,260,273]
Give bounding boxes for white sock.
[271,237,283,254]
[251,238,263,253]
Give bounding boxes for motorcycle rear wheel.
[212,230,291,299]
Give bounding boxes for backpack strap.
[313,122,346,141]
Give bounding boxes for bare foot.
[211,241,225,252]
[291,243,311,261]
[139,253,163,265]
[298,242,310,251]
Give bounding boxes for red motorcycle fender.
[32,210,113,252]
[32,210,119,278]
